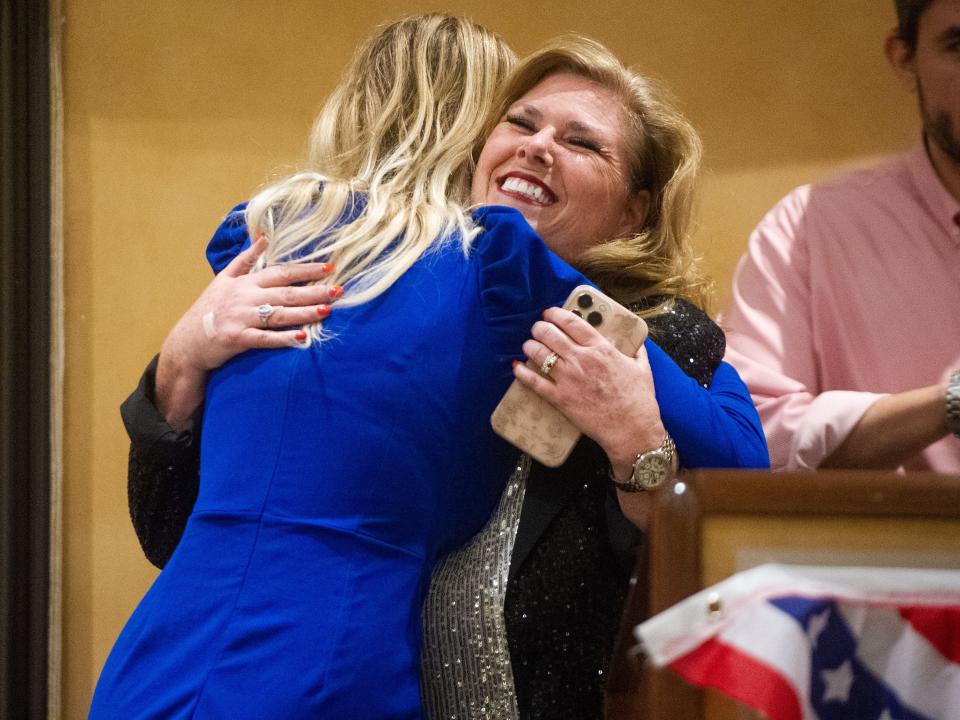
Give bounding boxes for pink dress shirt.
[722,142,960,471]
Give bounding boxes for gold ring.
[539,351,560,377]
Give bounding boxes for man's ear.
[885,29,918,93]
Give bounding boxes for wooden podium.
[604,470,960,720]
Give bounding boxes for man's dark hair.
[895,0,934,53]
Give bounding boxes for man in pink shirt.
[723,0,960,472]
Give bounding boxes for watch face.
[636,454,670,489]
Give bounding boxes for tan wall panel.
[62,0,918,714]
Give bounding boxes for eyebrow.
[512,104,542,120]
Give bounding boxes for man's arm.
[822,376,953,469]
[724,188,956,470]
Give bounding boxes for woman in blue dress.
[89,15,576,719]
[95,17,768,720]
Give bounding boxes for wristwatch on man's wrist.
[610,433,677,492]
[946,370,960,438]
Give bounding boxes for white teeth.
[501,177,549,204]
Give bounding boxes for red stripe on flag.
[898,605,960,664]
[669,637,803,720]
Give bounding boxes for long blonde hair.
[244,14,515,339]
[481,36,710,313]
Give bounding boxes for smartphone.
[490,285,649,467]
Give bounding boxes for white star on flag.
[821,659,854,703]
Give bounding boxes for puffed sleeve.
[205,203,251,273]
[471,205,591,357]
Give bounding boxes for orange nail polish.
[295,330,307,341]
[317,305,330,318]
[255,231,266,242]
[512,359,520,368]
[329,285,344,299]
[321,262,335,273]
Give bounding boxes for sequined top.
[416,298,728,720]
[123,298,736,720]
[421,456,530,720]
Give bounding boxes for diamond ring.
[256,303,275,327]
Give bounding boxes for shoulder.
[471,204,587,299]
[757,154,910,239]
[645,298,724,386]
[813,151,911,198]
[470,205,536,248]
[756,151,910,244]
[206,202,250,274]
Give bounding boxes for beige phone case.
[490,285,649,467]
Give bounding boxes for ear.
[885,29,917,93]
[617,189,652,237]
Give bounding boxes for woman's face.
[471,72,649,266]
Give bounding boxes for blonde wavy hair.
[481,36,710,314]
[243,14,515,339]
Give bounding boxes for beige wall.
[61,0,916,714]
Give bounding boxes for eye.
[505,114,535,132]
[568,137,601,153]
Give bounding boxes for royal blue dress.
[89,206,592,719]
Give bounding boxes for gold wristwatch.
[610,434,677,492]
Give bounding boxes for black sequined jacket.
[122,298,724,720]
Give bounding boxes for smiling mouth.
[497,173,557,206]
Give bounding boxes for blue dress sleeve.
[647,344,770,469]
[205,203,250,274]
[471,205,591,358]
[472,205,768,468]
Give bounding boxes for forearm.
[821,383,948,469]
[607,353,768,531]
[613,489,653,530]
[156,329,209,432]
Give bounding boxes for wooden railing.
[604,470,960,720]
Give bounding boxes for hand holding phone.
[490,285,648,467]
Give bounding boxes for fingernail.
[255,231,266,242]
[512,359,520,368]
[329,285,344,299]
[321,262,335,273]
[295,330,307,341]
[316,305,330,318]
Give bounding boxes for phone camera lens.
[577,293,593,309]
[587,311,603,327]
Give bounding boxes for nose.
[517,128,554,167]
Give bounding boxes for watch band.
[946,370,960,438]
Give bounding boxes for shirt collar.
[908,138,960,244]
